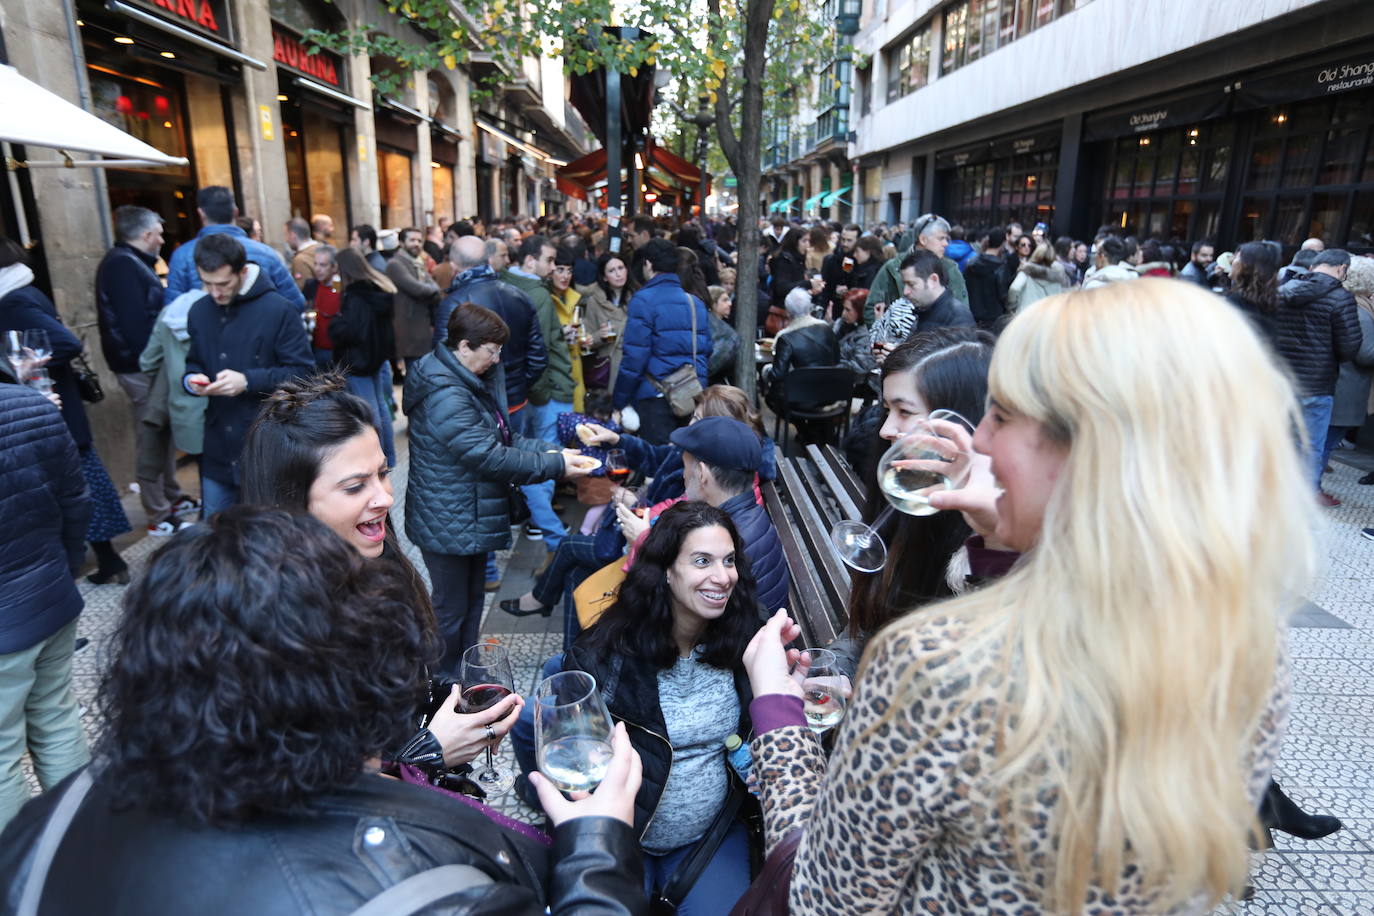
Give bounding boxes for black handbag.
[72,351,104,403]
[651,770,761,914]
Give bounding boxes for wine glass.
[5,330,28,380]
[23,329,51,363]
[794,648,847,735]
[25,367,53,395]
[459,643,517,797]
[830,409,976,573]
[605,448,629,485]
[534,670,615,793]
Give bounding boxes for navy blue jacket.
[183,268,314,485]
[434,267,548,408]
[0,385,89,654]
[612,273,711,409]
[719,490,791,618]
[95,242,164,374]
[0,285,92,447]
[165,224,304,310]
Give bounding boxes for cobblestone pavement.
[41,432,1374,911]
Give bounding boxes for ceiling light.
[160,51,176,59]
[114,36,135,44]
[276,94,288,101]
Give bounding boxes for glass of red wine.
[460,642,517,797]
[605,448,629,484]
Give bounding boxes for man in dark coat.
[963,228,1008,325]
[1276,248,1362,491]
[96,205,191,533]
[435,236,547,417]
[821,223,860,315]
[0,382,91,829]
[183,233,313,516]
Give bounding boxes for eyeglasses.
[480,343,503,357]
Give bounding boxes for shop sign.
[126,0,230,42]
[1232,48,1374,110]
[258,104,275,141]
[272,26,342,88]
[1083,89,1230,142]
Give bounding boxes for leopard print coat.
[751,616,1289,914]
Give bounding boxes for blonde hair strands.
[854,279,1319,911]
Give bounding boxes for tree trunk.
[714,0,773,402]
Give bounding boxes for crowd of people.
[0,185,1370,913]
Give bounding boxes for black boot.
[1260,780,1341,840]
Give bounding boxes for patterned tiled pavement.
[33,426,1374,912]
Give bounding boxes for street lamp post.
[685,93,714,216]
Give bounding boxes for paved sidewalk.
[39,437,1374,910]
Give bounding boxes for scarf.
[0,263,35,301]
[454,264,495,288]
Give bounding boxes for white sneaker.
[147,520,178,537]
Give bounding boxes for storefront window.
[87,67,191,172]
[941,148,1055,228]
[1350,191,1373,248]
[1098,122,1232,242]
[281,102,348,233]
[432,163,455,226]
[379,148,415,228]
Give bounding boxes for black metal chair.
[771,366,856,453]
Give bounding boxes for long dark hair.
[777,227,806,258]
[594,250,637,303]
[240,374,433,626]
[675,246,712,306]
[96,507,434,825]
[579,502,757,671]
[1230,241,1280,314]
[848,327,995,637]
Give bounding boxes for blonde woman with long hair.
[742,278,1319,913]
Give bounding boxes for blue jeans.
[531,534,603,649]
[344,364,397,468]
[521,400,572,550]
[644,822,752,915]
[201,475,239,518]
[1299,395,1334,490]
[512,652,565,807]
[1322,425,1355,481]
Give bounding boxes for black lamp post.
[685,93,714,215]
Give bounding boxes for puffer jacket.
[403,345,563,556]
[183,265,314,486]
[719,491,791,617]
[1277,272,1361,397]
[0,767,645,916]
[327,280,395,377]
[0,385,89,655]
[502,270,574,406]
[563,642,752,841]
[1007,261,1069,312]
[1080,262,1138,290]
[436,268,547,408]
[612,273,711,409]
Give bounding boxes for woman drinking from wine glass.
[743,279,1318,913]
[563,501,760,914]
[829,326,996,674]
[240,375,523,788]
[0,507,647,914]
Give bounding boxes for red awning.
[645,139,708,197]
[557,138,709,203]
[556,176,588,201]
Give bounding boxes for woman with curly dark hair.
[1224,240,1281,346]
[562,501,758,914]
[0,508,646,914]
[240,373,519,784]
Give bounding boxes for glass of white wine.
[830,409,977,573]
[535,671,616,794]
[794,648,847,735]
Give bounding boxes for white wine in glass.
[535,671,615,793]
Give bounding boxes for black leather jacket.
[0,768,645,915]
[766,320,840,411]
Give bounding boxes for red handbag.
[728,829,802,916]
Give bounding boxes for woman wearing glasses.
[404,303,594,675]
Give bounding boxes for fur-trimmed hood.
[1019,260,1069,286]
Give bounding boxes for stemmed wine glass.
[534,670,616,793]
[460,643,517,797]
[605,448,629,485]
[794,648,848,735]
[24,329,51,364]
[831,410,977,573]
[5,330,28,380]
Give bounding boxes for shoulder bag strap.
[18,768,95,916]
[349,863,493,916]
[686,292,698,366]
[656,778,748,910]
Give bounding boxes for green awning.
[802,192,827,209]
[821,185,852,206]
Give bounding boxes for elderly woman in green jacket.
[403,302,595,675]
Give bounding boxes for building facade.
[0,0,587,482]
[848,0,1374,251]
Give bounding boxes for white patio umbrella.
[0,63,189,244]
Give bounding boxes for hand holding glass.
[793,648,847,734]
[535,671,616,794]
[460,643,517,797]
[831,410,976,572]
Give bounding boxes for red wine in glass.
[461,684,513,714]
[607,467,630,481]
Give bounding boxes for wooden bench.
[760,443,864,649]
